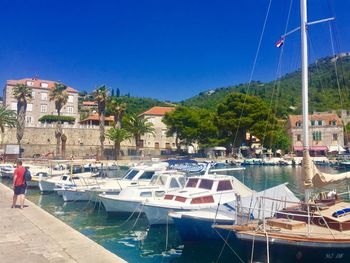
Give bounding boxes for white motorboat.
[169,183,299,241]
[99,170,187,213]
[59,161,169,202]
[0,164,15,178]
[39,172,98,193]
[86,162,169,202]
[143,173,253,225]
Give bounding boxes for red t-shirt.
[14,166,26,186]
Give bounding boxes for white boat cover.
[303,150,350,188]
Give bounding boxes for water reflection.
[1,165,347,262]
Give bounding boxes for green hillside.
[181,54,350,117]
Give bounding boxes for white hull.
[100,197,143,213]
[61,189,90,202]
[26,180,39,188]
[143,205,184,225]
[39,180,57,192]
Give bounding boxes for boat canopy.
[303,150,350,188]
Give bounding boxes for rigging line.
[232,0,273,147]
[262,0,294,149]
[307,35,326,94]
[213,228,245,263]
[327,0,349,97]
[328,23,344,111]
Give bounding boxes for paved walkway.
[0,183,126,263]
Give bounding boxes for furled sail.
[303,149,350,188]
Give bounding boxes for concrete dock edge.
[0,183,126,263]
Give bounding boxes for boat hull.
[236,232,350,262]
[60,189,90,202]
[100,197,143,213]
[172,214,235,241]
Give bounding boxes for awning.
[211,146,226,151]
[328,145,346,153]
[293,146,328,151]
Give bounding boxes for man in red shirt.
[12,160,26,209]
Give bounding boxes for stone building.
[3,77,79,125]
[139,106,176,152]
[287,113,344,156]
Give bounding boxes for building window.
[155,142,160,149]
[311,120,315,126]
[296,134,301,141]
[26,116,33,124]
[41,82,48,88]
[11,103,17,111]
[333,134,338,141]
[68,95,74,103]
[41,104,47,113]
[41,93,47,101]
[332,120,337,126]
[318,120,323,126]
[312,131,322,141]
[26,81,34,86]
[67,106,74,114]
[165,143,171,149]
[27,104,33,112]
[296,121,301,127]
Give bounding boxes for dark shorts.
[14,184,26,195]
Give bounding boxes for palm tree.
[0,106,18,145]
[49,83,68,156]
[105,127,131,159]
[124,116,155,154]
[13,84,32,157]
[110,100,127,128]
[93,85,108,159]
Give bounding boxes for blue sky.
[1,0,349,101]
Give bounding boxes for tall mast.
[301,0,309,148]
[301,0,312,202]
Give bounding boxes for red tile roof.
[82,101,97,106]
[140,106,175,116]
[80,114,114,123]
[288,113,342,128]
[7,78,78,93]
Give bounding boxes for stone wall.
[1,126,171,158]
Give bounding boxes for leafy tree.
[13,84,32,157]
[116,88,120,97]
[39,115,75,124]
[106,127,131,159]
[196,109,220,148]
[123,115,155,154]
[49,83,68,156]
[0,106,18,145]
[93,85,109,159]
[111,89,115,97]
[109,99,127,128]
[215,92,277,149]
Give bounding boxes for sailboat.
[214,0,350,261]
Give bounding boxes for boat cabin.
[162,176,235,205]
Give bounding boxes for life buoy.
[318,217,326,226]
[287,214,294,220]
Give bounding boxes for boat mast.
[301,0,308,149]
[301,0,312,201]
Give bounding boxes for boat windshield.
[217,180,233,191]
[185,178,199,188]
[123,169,139,180]
[139,171,155,180]
[198,179,214,190]
[150,175,167,186]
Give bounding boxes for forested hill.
[180,53,350,117]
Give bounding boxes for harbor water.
[1,165,346,262]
